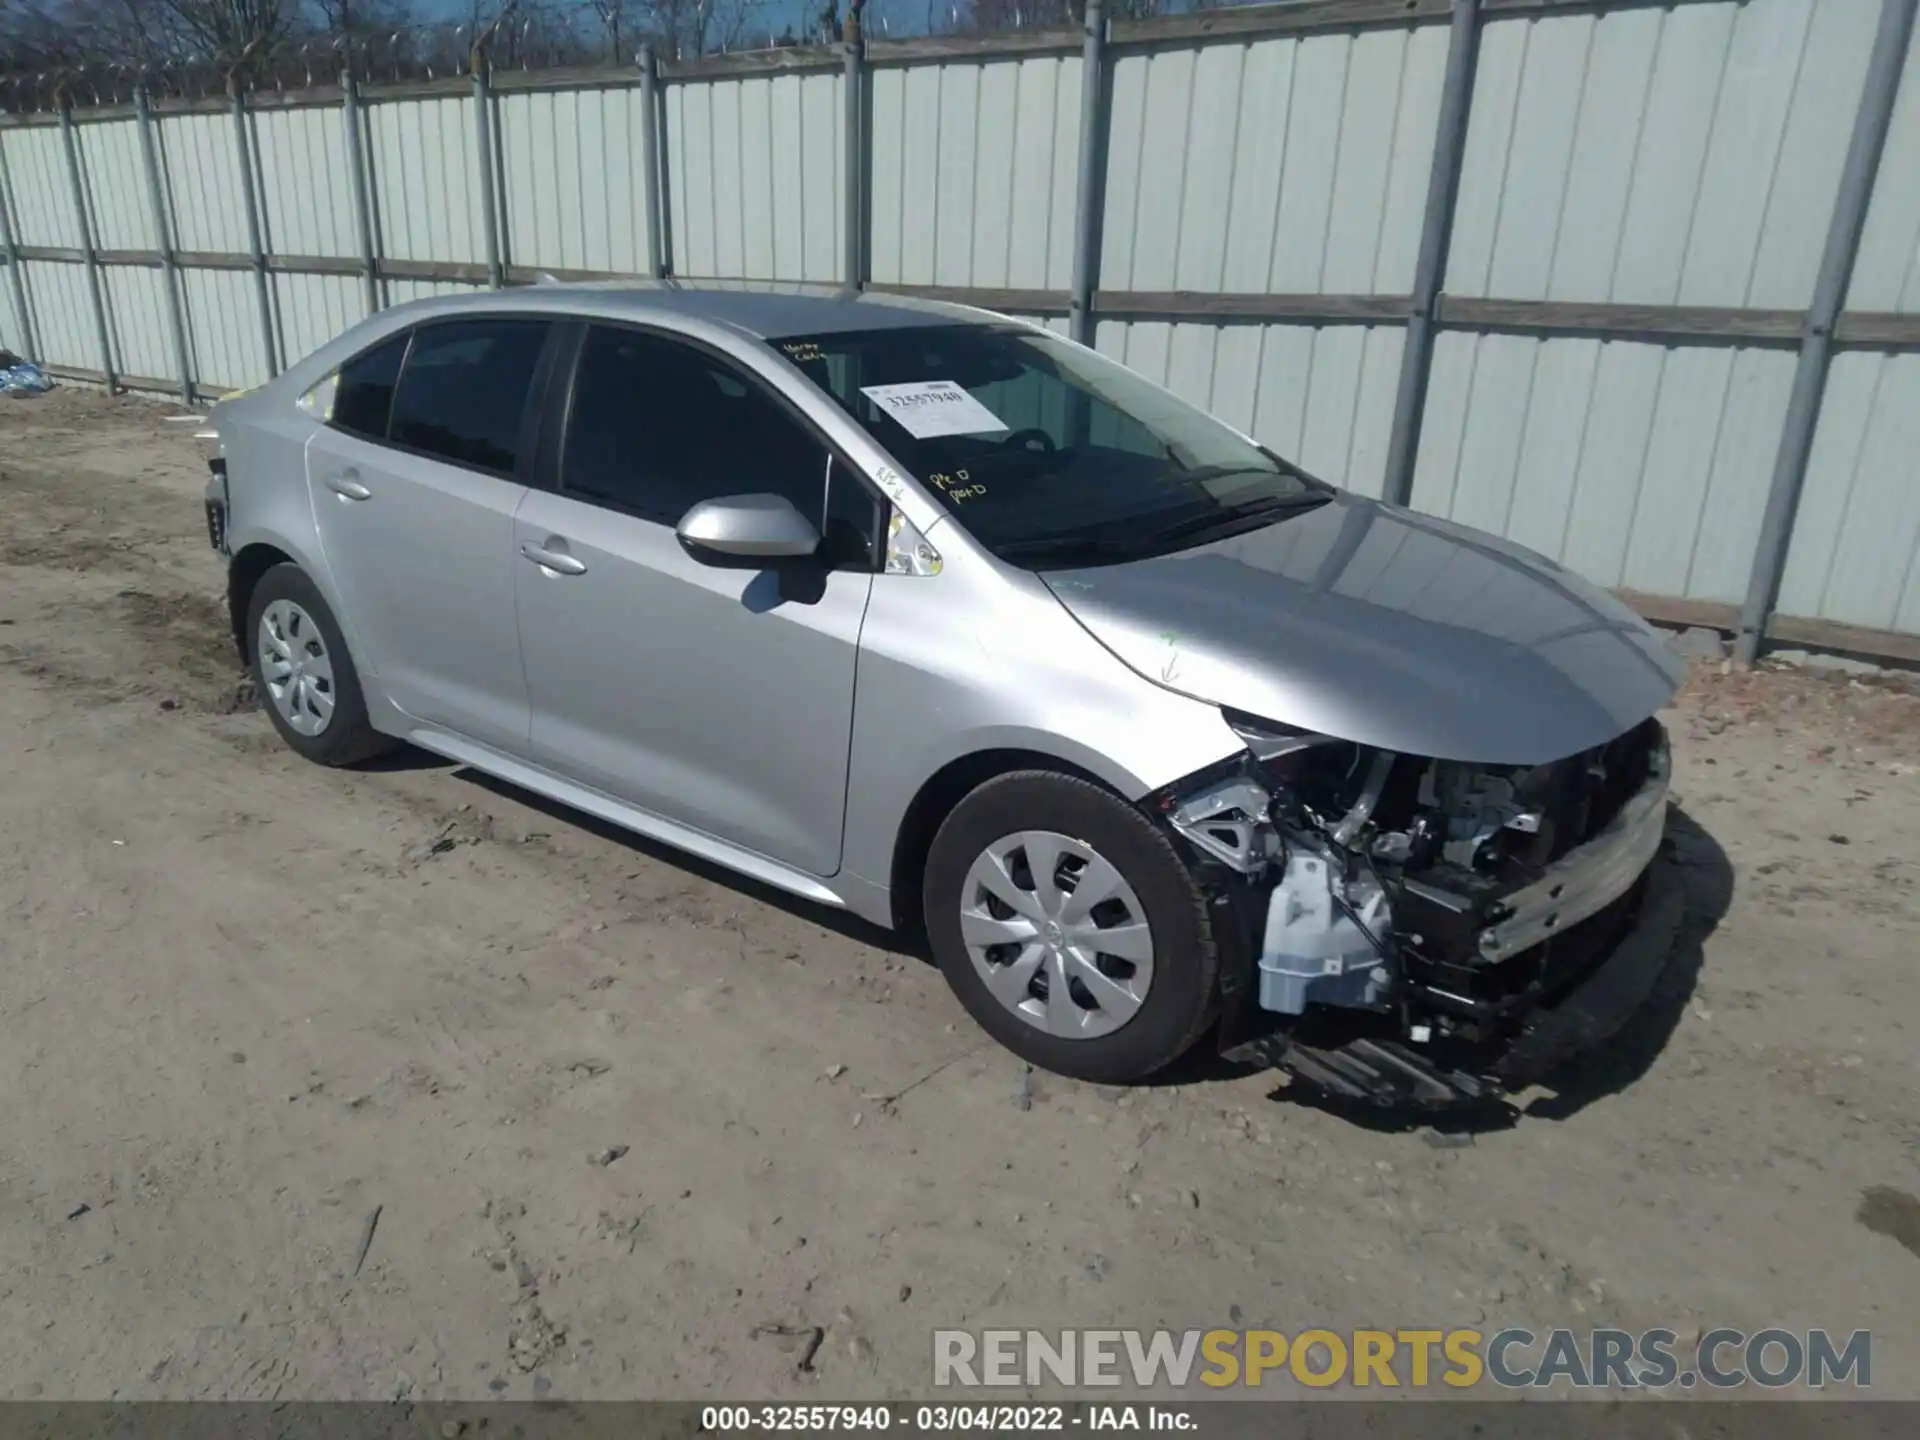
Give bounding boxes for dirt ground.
[1,387,1916,1404]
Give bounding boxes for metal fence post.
[471,55,504,289]
[134,85,194,404]
[1067,0,1108,347]
[340,69,381,316]
[0,127,37,364]
[57,94,118,390]
[1735,0,1917,664]
[229,78,280,377]
[639,44,666,279]
[1379,0,1482,508]
[842,19,867,290]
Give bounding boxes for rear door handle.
[325,471,371,501]
[520,540,587,576]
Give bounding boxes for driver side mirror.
[676,493,822,566]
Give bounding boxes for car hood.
[1040,493,1686,765]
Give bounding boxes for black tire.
[246,562,392,767]
[923,770,1219,1084]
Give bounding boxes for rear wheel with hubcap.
[924,771,1218,1083]
[247,562,392,767]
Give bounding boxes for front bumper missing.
[1217,731,1682,1109]
[1477,739,1671,960]
[1231,850,1685,1108]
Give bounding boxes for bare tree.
[3,0,782,96]
[961,0,1164,30]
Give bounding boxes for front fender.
[838,567,1244,917]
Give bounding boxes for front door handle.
[520,540,588,576]
[325,471,371,501]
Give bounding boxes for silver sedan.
[203,282,1686,1100]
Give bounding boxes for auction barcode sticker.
[859,380,1009,439]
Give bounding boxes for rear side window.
[388,319,550,475]
[332,333,408,440]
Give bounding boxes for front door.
[512,324,880,877]
[305,317,550,753]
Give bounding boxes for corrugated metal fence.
[3,0,1917,663]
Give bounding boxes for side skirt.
[402,724,852,913]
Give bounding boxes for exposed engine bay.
[1158,712,1677,1106]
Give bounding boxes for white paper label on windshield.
[859,380,1009,439]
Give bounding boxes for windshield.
[772,324,1328,565]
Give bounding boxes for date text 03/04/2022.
[700,1405,1192,1431]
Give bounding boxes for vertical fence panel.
[0,128,37,360]
[251,104,359,260]
[365,95,489,267]
[1847,22,1920,311]
[134,87,193,399]
[871,57,1075,290]
[99,265,176,380]
[1735,0,1916,657]
[231,89,281,375]
[76,120,156,251]
[157,104,257,387]
[18,260,96,367]
[1777,352,1920,632]
[498,85,648,276]
[1449,0,1878,308]
[2,125,80,248]
[1412,333,1796,604]
[58,101,117,386]
[180,267,270,390]
[0,264,23,356]
[156,111,250,253]
[667,69,844,282]
[1098,27,1446,299]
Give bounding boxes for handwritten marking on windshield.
[928,469,987,503]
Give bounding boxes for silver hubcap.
[960,830,1154,1040]
[258,599,336,738]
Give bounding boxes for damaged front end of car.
[1155,712,1685,1109]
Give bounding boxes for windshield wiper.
[1139,490,1331,547]
[994,533,1148,564]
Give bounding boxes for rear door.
[305,316,553,753]
[512,323,882,877]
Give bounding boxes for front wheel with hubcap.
[924,771,1219,1083]
[247,562,391,767]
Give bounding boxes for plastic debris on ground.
[1,360,53,396]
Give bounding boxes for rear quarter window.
[331,333,409,440]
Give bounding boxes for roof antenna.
[533,271,562,284]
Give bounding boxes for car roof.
[392,279,1014,340]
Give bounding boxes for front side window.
[387,319,550,475]
[774,324,1328,565]
[563,326,876,561]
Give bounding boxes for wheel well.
[887,748,1113,937]
[227,543,294,665]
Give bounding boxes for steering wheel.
[999,427,1057,456]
